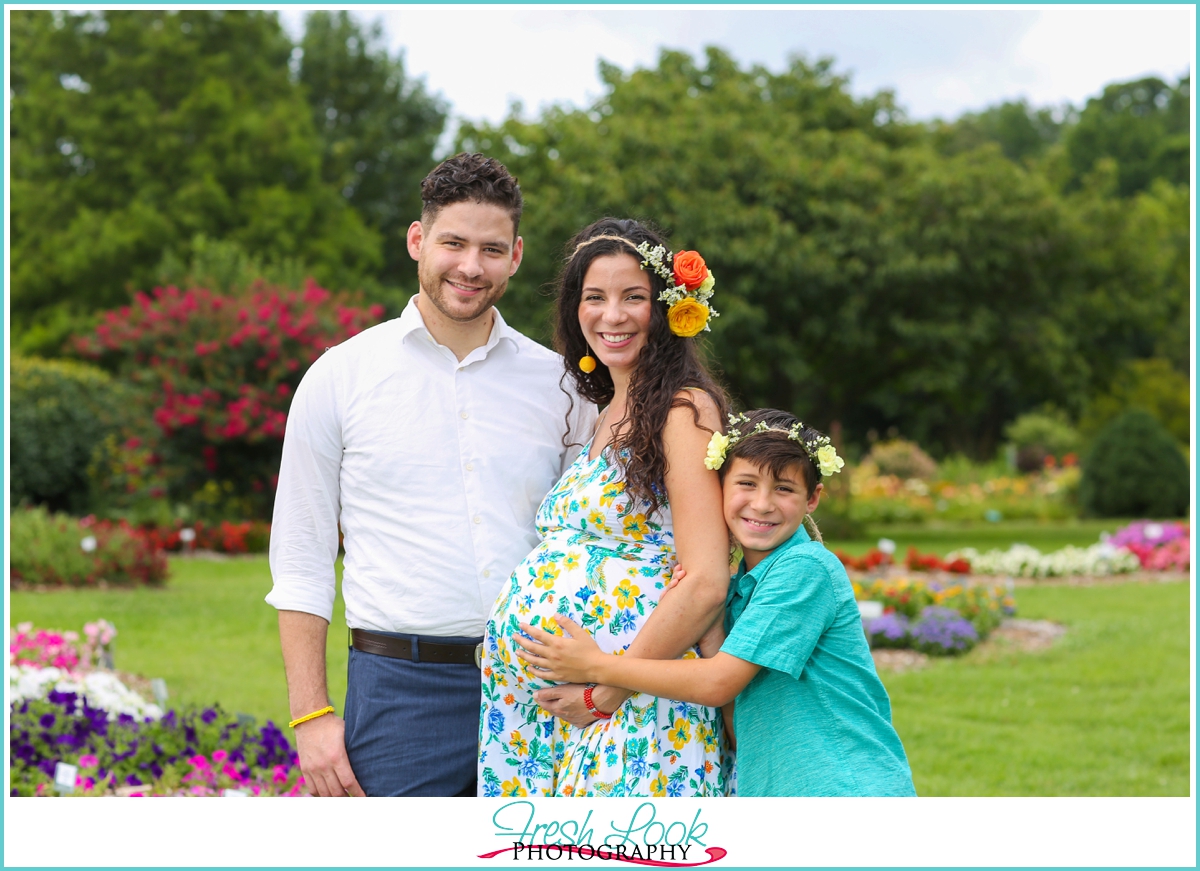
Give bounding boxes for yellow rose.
[666,298,710,337]
[816,444,844,476]
[704,431,730,471]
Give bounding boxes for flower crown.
[634,242,719,337]
[704,413,845,477]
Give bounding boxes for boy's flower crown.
[704,413,845,477]
[634,241,719,337]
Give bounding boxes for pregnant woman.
[479,218,732,797]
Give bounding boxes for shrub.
[1080,357,1190,447]
[908,606,979,655]
[73,281,385,521]
[864,613,910,649]
[9,507,168,588]
[865,439,938,480]
[9,356,134,513]
[1004,407,1081,472]
[1078,410,1188,518]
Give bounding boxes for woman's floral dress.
[478,440,725,798]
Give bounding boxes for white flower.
[704,432,731,471]
[816,444,844,476]
[9,664,163,720]
[80,536,97,553]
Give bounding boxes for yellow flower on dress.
[590,601,612,621]
[668,717,691,749]
[700,725,718,753]
[623,513,649,541]
[666,298,710,338]
[588,510,609,532]
[510,732,529,756]
[534,564,559,589]
[615,579,641,610]
[650,772,669,797]
[564,552,582,570]
[501,777,527,797]
[599,482,623,507]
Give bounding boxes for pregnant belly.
[486,540,669,696]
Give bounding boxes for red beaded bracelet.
[583,684,612,719]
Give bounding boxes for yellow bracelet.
[288,705,335,728]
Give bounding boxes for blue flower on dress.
[487,708,505,735]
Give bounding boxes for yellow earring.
[579,346,597,373]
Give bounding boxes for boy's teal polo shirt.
[721,526,917,797]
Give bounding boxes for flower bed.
[848,461,1079,525]
[946,543,1141,578]
[1107,521,1190,572]
[9,620,304,796]
[136,519,271,555]
[854,576,1016,656]
[10,508,168,588]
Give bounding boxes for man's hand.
[533,683,631,728]
[293,713,365,796]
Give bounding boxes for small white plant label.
[150,678,169,704]
[54,762,78,794]
[222,788,248,797]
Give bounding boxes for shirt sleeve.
[719,552,838,680]
[561,387,599,475]
[264,352,344,622]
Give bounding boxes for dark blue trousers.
[343,633,482,797]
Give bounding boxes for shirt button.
[483,570,492,578]
[465,463,474,472]
[460,411,469,419]
[473,516,482,524]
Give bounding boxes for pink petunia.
[78,754,99,768]
[271,765,288,784]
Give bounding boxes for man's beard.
[418,260,507,324]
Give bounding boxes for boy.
[516,408,916,797]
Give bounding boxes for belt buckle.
[474,643,483,669]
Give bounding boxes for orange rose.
[667,298,710,337]
[672,250,709,291]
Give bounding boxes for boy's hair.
[419,152,523,235]
[719,408,827,541]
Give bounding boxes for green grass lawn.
[830,517,1128,557]
[9,543,1191,796]
[885,579,1191,795]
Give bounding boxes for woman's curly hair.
[554,218,729,512]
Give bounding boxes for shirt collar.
[396,294,522,355]
[732,524,812,586]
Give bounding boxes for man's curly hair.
[419,152,523,235]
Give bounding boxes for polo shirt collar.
[731,524,812,590]
[396,294,521,355]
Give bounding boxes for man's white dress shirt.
[266,297,596,636]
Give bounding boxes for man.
[266,153,596,797]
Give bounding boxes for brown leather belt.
[350,629,483,667]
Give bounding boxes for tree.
[298,12,448,288]
[1061,75,1190,197]
[458,47,1151,456]
[10,10,382,353]
[930,99,1071,163]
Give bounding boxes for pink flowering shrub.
[73,280,385,521]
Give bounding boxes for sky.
[279,5,1194,139]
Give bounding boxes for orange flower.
[672,250,709,290]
